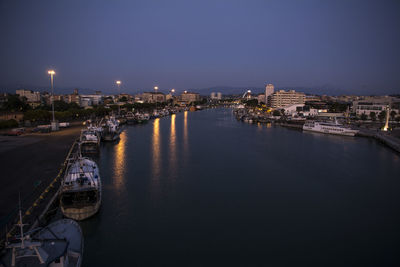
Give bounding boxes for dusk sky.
[1,0,399,94]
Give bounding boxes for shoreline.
[0,122,83,246]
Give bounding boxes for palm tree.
[370,112,376,121]
[390,110,397,121]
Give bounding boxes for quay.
[233,106,400,154]
[0,122,83,249]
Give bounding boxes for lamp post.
[48,70,58,131]
[154,86,158,109]
[170,89,175,107]
[116,80,121,115]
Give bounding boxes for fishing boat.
[101,116,120,141]
[0,208,83,266]
[125,112,136,124]
[303,119,358,136]
[60,157,101,221]
[135,113,150,123]
[80,129,100,154]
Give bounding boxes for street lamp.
[48,70,58,131]
[116,80,121,115]
[171,88,175,94]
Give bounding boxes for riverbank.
[233,107,400,153]
[0,122,83,229]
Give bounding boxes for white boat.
[80,129,100,154]
[303,120,358,136]
[126,112,136,124]
[0,208,83,267]
[101,116,120,141]
[60,157,101,221]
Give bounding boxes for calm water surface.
[81,108,400,266]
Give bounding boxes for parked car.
[6,128,25,136]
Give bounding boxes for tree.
[378,111,386,122]
[370,112,376,121]
[119,96,128,102]
[360,113,367,121]
[272,110,281,116]
[328,102,349,113]
[2,94,30,112]
[245,99,258,107]
[390,110,397,120]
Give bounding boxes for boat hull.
[101,132,120,141]
[61,201,101,221]
[81,142,99,154]
[303,126,357,136]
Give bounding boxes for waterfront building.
[15,89,41,107]
[270,90,305,109]
[80,94,104,106]
[265,84,274,106]
[65,89,81,106]
[352,96,393,117]
[180,91,200,104]
[305,95,321,102]
[210,92,222,100]
[16,89,41,102]
[257,94,266,104]
[140,92,166,103]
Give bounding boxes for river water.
[81,108,400,266]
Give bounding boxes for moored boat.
[303,120,358,136]
[125,112,136,124]
[60,157,101,221]
[101,116,120,141]
[0,209,83,267]
[80,129,100,154]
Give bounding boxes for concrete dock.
[0,123,83,240]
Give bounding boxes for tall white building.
[265,84,274,106]
[270,90,305,109]
[210,92,222,100]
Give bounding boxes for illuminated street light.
[171,89,175,93]
[47,70,58,130]
[116,80,122,115]
[154,86,158,91]
[184,90,187,94]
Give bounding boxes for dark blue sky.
[0,0,399,94]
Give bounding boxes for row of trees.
[359,111,398,122]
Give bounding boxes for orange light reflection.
[114,131,126,191]
[152,118,161,181]
[169,114,177,176]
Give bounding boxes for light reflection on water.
[151,118,161,184]
[169,114,177,178]
[113,130,126,192]
[183,111,188,155]
[83,108,400,267]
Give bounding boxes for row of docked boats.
[0,118,114,266]
[125,112,150,124]
[0,155,93,266]
[234,108,359,137]
[125,108,180,125]
[0,107,196,266]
